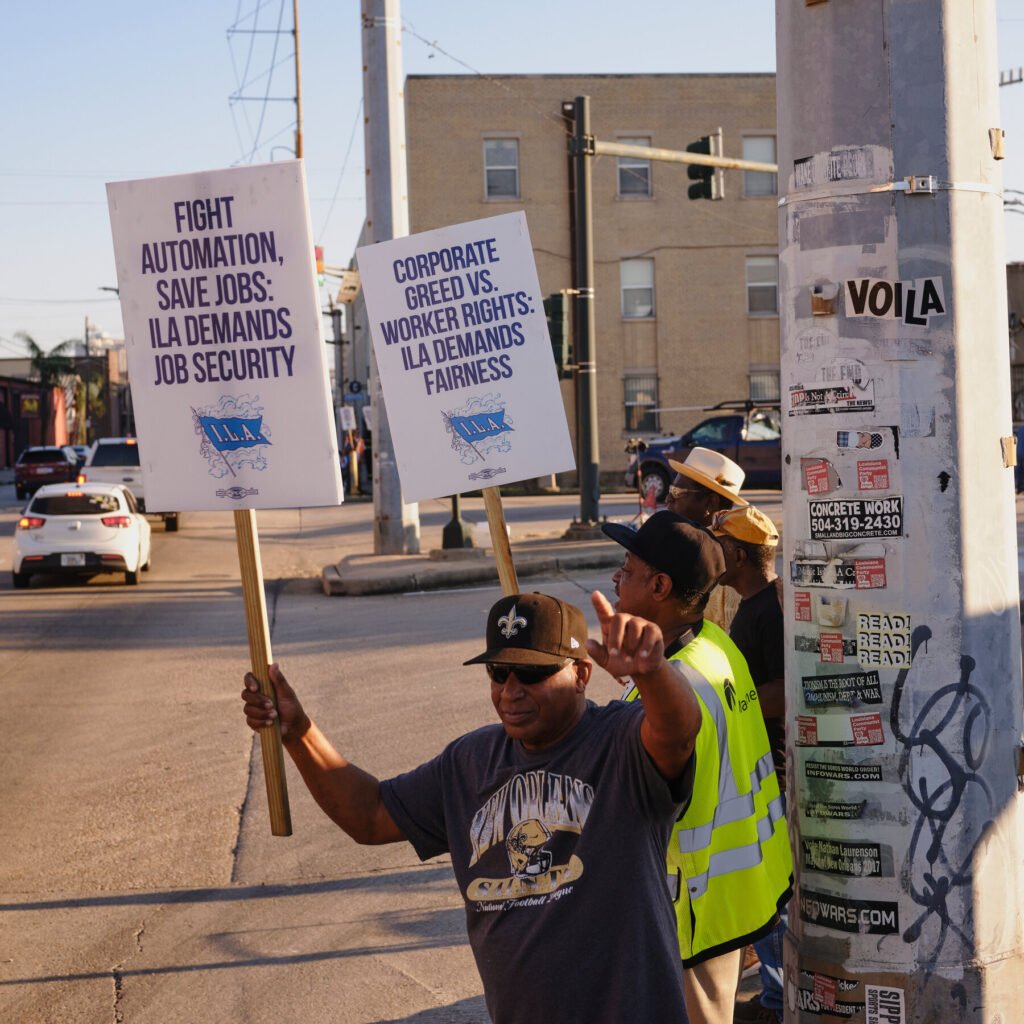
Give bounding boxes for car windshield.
[745,415,781,440]
[19,449,65,463]
[30,493,121,515]
[90,443,141,467]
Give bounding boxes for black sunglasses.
[486,662,568,685]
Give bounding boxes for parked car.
[625,401,782,500]
[11,482,152,588]
[79,437,179,531]
[14,445,81,501]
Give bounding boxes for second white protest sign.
[356,212,575,503]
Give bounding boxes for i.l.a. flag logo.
[200,415,271,452]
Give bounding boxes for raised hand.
[586,590,665,680]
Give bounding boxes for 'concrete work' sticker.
[809,496,903,539]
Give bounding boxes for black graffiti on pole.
[889,625,993,966]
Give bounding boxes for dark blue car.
[624,403,782,501]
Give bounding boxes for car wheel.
[12,570,29,590]
[639,465,670,503]
[165,514,179,533]
[125,569,139,586]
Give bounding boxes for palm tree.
[15,332,77,444]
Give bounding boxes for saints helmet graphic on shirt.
[506,818,553,877]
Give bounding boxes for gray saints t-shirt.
[380,699,691,1024]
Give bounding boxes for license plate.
[39,467,54,474]
[61,553,86,567]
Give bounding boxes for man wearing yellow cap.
[709,505,788,1024]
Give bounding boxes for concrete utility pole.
[776,1,1023,1020]
[361,0,420,553]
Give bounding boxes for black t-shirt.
[379,700,692,1024]
[729,577,786,782]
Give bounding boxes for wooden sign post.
[234,509,292,836]
[482,486,519,596]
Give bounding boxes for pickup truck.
[79,437,180,531]
[625,402,782,501]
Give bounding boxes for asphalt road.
[0,488,639,1023]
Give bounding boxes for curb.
[321,544,622,596]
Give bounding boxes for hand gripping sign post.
[107,162,343,836]
[357,212,575,592]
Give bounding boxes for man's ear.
[650,571,675,603]
[576,660,592,691]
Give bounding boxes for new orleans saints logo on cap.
[498,604,527,639]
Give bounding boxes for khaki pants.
[683,947,744,1024]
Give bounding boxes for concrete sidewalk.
[319,489,785,597]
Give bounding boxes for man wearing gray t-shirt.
[240,590,702,1023]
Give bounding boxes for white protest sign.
[106,161,342,512]
[338,406,357,431]
[356,212,575,503]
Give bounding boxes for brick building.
[393,72,779,485]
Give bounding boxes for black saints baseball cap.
[464,592,590,666]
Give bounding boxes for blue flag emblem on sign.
[199,416,271,452]
[449,409,511,442]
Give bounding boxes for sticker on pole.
[106,161,342,511]
[356,212,575,503]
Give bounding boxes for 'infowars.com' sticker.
[805,759,883,783]
[865,985,906,1024]
[857,611,911,669]
[799,887,900,935]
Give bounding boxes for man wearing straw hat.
[664,447,747,527]
[241,589,702,1023]
[602,511,793,1024]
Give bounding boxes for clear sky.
[2,1,1023,355]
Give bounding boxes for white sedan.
[12,483,152,589]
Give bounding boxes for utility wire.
[317,101,363,245]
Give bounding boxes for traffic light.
[687,129,724,201]
[314,245,325,285]
[543,292,572,379]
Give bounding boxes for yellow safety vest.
[625,619,793,965]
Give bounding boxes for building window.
[624,373,660,433]
[746,256,778,315]
[621,258,655,318]
[749,370,781,402]
[742,136,777,197]
[484,138,519,199]
[617,137,651,197]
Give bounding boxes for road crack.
[110,919,146,1023]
